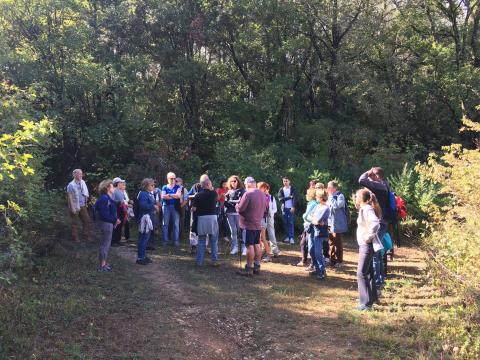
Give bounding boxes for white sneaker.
[241,247,247,256]
[283,237,290,243]
[289,238,295,244]
[230,246,238,255]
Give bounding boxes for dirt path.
[112,239,426,360]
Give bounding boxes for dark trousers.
[300,231,308,263]
[124,220,130,240]
[329,232,343,264]
[357,244,378,307]
[111,206,125,244]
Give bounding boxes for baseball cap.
[112,177,126,185]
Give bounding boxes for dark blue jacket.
[136,190,156,222]
[95,194,117,224]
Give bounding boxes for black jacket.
[277,186,297,209]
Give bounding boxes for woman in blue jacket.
[136,178,160,265]
[94,179,120,272]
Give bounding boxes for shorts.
[243,229,260,246]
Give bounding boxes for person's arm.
[139,192,155,211]
[359,171,384,191]
[67,191,77,213]
[310,206,328,225]
[330,193,346,210]
[277,188,285,203]
[271,196,277,214]
[365,207,380,241]
[235,193,249,214]
[291,187,297,209]
[98,197,117,224]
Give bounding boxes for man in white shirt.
[66,169,91,242]
[277,177,298,244]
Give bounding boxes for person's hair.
[282,176,289,181]
[218,178,227,188]
[369,192,383,219]
[166,172,176,180]
[306,188,316,201]
[72,169,82,177]
[227,175,244,190]
[199,174,209,183]
[327,180,338,189]
[257,182,270,191]
[315,189,328,202]
[140,178,155,191]
[200,177,211,189]
[315,182,325,189]
[98,179,113,195]
[372,167,384,180]
[356,188,382,218]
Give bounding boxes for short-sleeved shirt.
[67,181,86,207]
[162,184,180,206]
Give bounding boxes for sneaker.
[136,258,149,265]
[356,304,372,311]
[230,246,238,255]
[304,265,315,272]
[223,237,229,242]
[241,247,247,256]
[317,273,326,281]
[283,237,290,243]
[262,256,272,263]
[289,238,295,244]
[98,266,111,272]
[104,264,112,271]
[273,252,280,258]
[296,260,307,267]
[237,266,253,277]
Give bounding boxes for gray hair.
[199,174,209,183]
[72,169,82,177]
[200,178,211,189]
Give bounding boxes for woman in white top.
[355,188,381,310]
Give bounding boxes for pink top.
[236,189,268,230]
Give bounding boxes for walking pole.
[238,228,243,271]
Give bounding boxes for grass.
[0,232,455,359]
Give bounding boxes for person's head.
[309,180,317,189]
[199,174,209,183]
[370,167,384,181]
[72,169,83,181]
[200,177,212,190]
[176,177,183,187]
[305,188,316,201]
[98,179,114,195]
[315,182,325,189]
[140,178,155,192]
[227,175,243,190]
[113,177,126,190]
[355,188,371,208]
[327,180,338,194]
[218,178,228,189]
[166,172,176,185]
[282,177,290,187]
[244,176,256,190]
[257,181,270,194]
[315,189,328,203]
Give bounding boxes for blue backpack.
[383,190,398,223]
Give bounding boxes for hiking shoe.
[136,258,149,265]
[99,266,111,272]
[230,246,238,255]
[241,247,247,256]
[253,264,261,275]
[317,273,326,281]
[289,238,295,244]
[104,264,112,271]
[237,267,253,277]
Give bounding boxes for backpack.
[383,189,398,223]
[338,192,352,226]
[133,191,141,220]
[395,195,407,220]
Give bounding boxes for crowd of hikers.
[66,167,407,311]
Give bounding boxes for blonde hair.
[227,175,244,190]
[306,188,316,201]
[315,189,328,202]
[315,182,325,189]
[166,172,176,180]
[98,179,113,195]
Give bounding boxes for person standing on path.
[66,169,92,243]
[175,177,189,242]
[236,177,268,276]
[161,172,182,247]
[277,176,297,244]
[354,188,380,310]
[308,189,330,280]
[111,177,127,247]
[327,180,349,268]
[191,177,220,266]
[94,179,120,272]
[225,175,246,256]
[136,178,160,265]
[264,183,280,258]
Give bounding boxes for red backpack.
[395,195,407,220]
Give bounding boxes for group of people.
[66,166,400,310]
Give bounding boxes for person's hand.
[115,219,121,226]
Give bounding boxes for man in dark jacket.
[277,177,297,244]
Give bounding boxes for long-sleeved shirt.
[277,186,297,209]
[236,189,268,230]
[95,194,117,224]
[327,191,348,233]
[356,204,380,246]
[358,172,389,213]
[302,200,318,225]
[309,203,330,238]
[136,190,156,222]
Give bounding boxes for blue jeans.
[162,204,179,246]
[307,231,316,264]
[313,236,327,275]
[357,244,378,307]
[137,231,151,260]
[196,233,219,265]
[374,223,388,287]
[282,208,294,239]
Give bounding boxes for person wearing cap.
[236,177,268,276]
[111,177,127,247]
[161,172,182,247]
[175,177,189,242]
[66,169,92,243]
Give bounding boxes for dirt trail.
[115,241,426,360]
